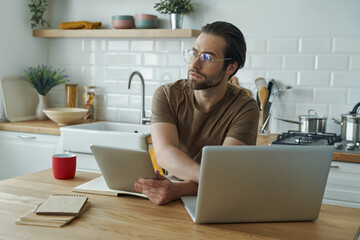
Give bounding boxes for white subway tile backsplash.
[251,54,282,69]
[108,40,129,51]
[130,40,154,52]
[348,89,360,105]
[277,88,313,103]
[129,67,154,80]
[119,53,142,65]
[299,38,332,53]
[143,53,168,66]
[96,52,118,66]
[155,67,181,82]
[83,40,107,52]
[268,39,298,53]
[316,55,348,70]
[332,71,360,87]
[118,108,141,123]
[181,39,195,52]
[247,38,267,53]
[235,69,266,85]
[283,54,315,70]
[298,71,331,87]
[106,67,130,80]
[266,71,297,87]
[314,88,347,104]
[156,39,181,52]
[350,55,360,70]
[333,38,360,53]
[168,52,187,66]
[47,37,360,127]
[106,93,129,107]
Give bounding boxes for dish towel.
[59,21,102,29]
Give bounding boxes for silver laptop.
[90,145,156,192]
[181,145,333,224]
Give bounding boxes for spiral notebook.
[35,194,89,216]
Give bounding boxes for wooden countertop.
[0,120,61,135]
[1,169,359,240]
[0,120,359,163]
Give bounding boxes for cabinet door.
[323,162,360,208]
[0,131,59,180]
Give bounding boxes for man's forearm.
[156,145,200,183]
[174,180,198,197]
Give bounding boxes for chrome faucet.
[128,71,151,125]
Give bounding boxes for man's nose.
[191,55,202,69]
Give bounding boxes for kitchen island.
[0,169,359,240]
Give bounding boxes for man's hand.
[134,170,180,205]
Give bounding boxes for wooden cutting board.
[1,77,38,122]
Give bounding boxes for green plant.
[21,65,69,96]
[154,0,194,15]
[28,0,51,29]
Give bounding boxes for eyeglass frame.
[183,49,233,65]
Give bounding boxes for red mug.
[52,153,76,179]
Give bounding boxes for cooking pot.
[276,109,327,133]
[332,102,360,142]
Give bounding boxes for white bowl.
[43,108,88,126]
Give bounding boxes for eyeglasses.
[183,49,233,65]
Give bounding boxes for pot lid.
[298,109,327,120]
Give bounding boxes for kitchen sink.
[60,121,151,154]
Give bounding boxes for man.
[134,21,259,205]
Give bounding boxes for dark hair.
[201,21,246,78]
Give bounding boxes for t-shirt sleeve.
[151,86,176,125]
[226,100,259,145]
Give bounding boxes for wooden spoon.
[258,86,269,127]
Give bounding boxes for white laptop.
[90,145,156,192]
[181,145,333,224]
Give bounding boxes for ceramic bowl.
[135,14,158,20]
[112,15,135,29]
[43,108,88,126]
[135,19,158,29]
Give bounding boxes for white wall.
[3,0,360,135]
[0,0,48,122]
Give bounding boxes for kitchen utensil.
[258,86,269,126]
[332,102,360,142]
[0,77,38,122]
[43,108,87,126]
[275,109,327,133]
[267,79,274,101]
[255,77,267,89]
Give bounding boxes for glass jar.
[83,86,96,121]
[65,84,78,108]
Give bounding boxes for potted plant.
[21,65,68,120]
[28,0,51,29]
[154,0,194,29]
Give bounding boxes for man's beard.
[188,69,226,90]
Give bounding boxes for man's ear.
[226,62,238,77]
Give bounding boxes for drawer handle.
[330,165,339,169]
[17,135,37,140]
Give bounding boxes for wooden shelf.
[33,29,201,38]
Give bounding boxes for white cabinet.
[323,161,360,208]
[0,131,60,180]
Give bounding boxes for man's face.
[188,33,228,90]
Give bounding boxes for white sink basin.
[60,121,151,154]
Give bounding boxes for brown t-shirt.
[151,79,259,163]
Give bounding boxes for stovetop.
[272,131,360,154]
